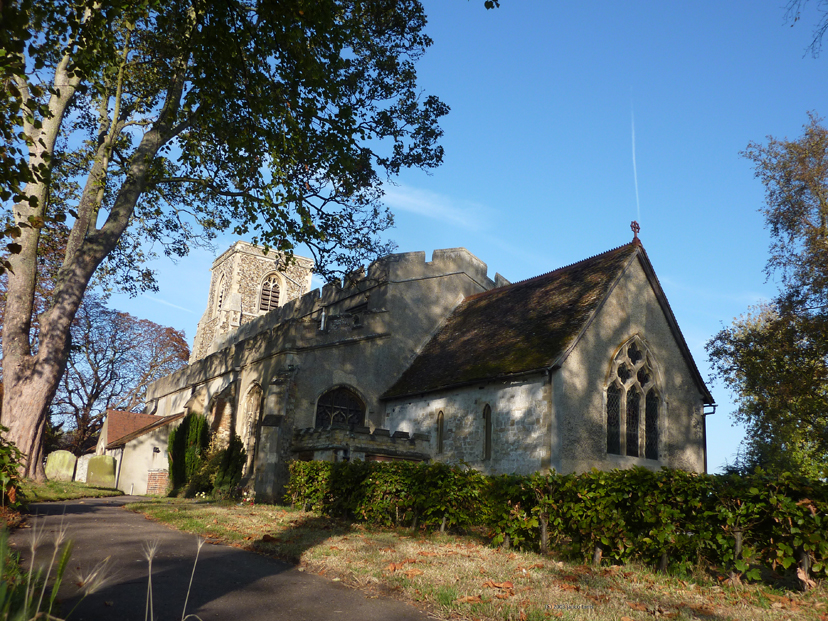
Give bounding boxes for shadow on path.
[9,497,428,621]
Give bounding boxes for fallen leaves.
[483,579,514,599]
[482,579,514,589]
[797,566,817,590]
[763,592,801,611]
[385,558,418,573]
[456,595,482,604]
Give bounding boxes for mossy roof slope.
[383,242,640,399]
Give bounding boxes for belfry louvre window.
[605,337,660,459]
[259,274,280,312]
[315,387,365,428]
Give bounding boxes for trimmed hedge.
[287,462,828,581]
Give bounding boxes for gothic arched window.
[214,274,226,314]
[259,273,281,312]
[606,337,660,459]
[242,385,263,475]
[436,411,444,454]
[315,387,365,428]
[482,404,492,461]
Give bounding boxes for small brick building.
[145,235,715,501]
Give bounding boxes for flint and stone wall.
[148,247,499,501]
[147,244,709,503]
[386,376,551,476]
[191,242,314,362]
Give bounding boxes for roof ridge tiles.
[465,241,639,303]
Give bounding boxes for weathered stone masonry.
[146,239,715,502]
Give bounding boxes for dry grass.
[129,498,828,621]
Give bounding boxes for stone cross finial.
[630,220,640,241]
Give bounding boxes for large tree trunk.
[2,355,65,480]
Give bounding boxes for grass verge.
[20,480,124,503]
[129,498,827,621]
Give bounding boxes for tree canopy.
[707,115,828,477]
[52,295,189,455]
[0,0,448,477]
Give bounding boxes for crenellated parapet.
[291,425,431,463]
[147,245,509,407]
[204,246,505,355]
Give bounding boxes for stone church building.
[146,234,715,501]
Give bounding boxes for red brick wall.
[146,470,169,496]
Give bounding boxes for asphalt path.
[9,497,431,621]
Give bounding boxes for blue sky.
[108,1,826,473]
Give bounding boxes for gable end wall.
[555,257,706,474]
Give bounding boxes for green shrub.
[168,413,209,492]
[212,432,246,499]
[287,460,828,582]
[0,425,25,510]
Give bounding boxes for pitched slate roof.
[106,412,186,450]
[383,241,713,403]
[104,410,160,446]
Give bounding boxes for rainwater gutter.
[701,404,717,474]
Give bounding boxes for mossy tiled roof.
[383,242,642,399]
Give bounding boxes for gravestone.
[44,451,76,482]
[86,455,117,488]
[74,454,92,483]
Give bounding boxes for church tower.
[190,242,313,362]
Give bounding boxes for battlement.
[206,247,501,354]
[366,247,494,286]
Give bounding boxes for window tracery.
[606,337,659,460]
[315,387,365,428]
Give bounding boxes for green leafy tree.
[707,304,828,478]
[0,0,448,478]
[707,115,828,477]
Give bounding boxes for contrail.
[146,297,196,314]
[631,102,641,223]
